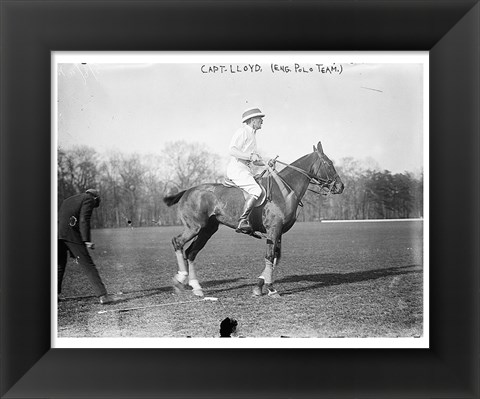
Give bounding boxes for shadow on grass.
[60,265,421,303]
[59,278,245,303]
[59,287,172,303]
[196,265,423,296]
[277,264,422,296]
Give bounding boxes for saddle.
[222,175,268,207]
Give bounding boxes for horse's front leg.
[253,231,282,297]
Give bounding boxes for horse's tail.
[163,190,187,207]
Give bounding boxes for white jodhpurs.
[226,158,262,198]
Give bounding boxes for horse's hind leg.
[184,216,219,297]
[171,226,200,293]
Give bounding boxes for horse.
[163,141,344,297]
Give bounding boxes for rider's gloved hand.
[250,153,262,163]
[250,153,265,166]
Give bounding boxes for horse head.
[311,141,344,194]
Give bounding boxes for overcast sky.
[55,52,427,175]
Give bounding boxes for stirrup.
[235,220,252,234]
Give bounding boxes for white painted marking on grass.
[203,297,218,301]
[60,291,124,301]
[97,298,208,314]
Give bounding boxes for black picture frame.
[1,1,478,398]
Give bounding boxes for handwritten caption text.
[200,63,343,75]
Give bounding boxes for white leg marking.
[187,260,204,297]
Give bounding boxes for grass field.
[57,220,424,344]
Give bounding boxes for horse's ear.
[313,145,316,152]
[317,141,324,154]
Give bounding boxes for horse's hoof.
[253,278,265,296]
[172,277,187,294]
[266,285,281,298]
[192,288,204,297]
[267,289,281,298]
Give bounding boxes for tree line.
[58,142,423,228]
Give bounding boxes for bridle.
[273,152,340,196]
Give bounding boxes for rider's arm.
[229,146,252,161]
[230,147,265,165]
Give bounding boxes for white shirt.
[229,124,257,161]
[226,124,262,197]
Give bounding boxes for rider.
[227,107,266,234]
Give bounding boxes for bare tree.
[58,145,98,207]
[162,141,223,189]
[58,144,423,226]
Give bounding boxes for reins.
[256,152,339,221]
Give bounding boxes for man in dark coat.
[58,189,117,304]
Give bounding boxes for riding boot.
[236,195,257,234]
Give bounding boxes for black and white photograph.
[54,52,428,348]
[4,0,480,396]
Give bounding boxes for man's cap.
[242,107,265,123]
[219,317,238,337]
[220,317,237,329]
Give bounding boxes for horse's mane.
[277,152,315,178]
